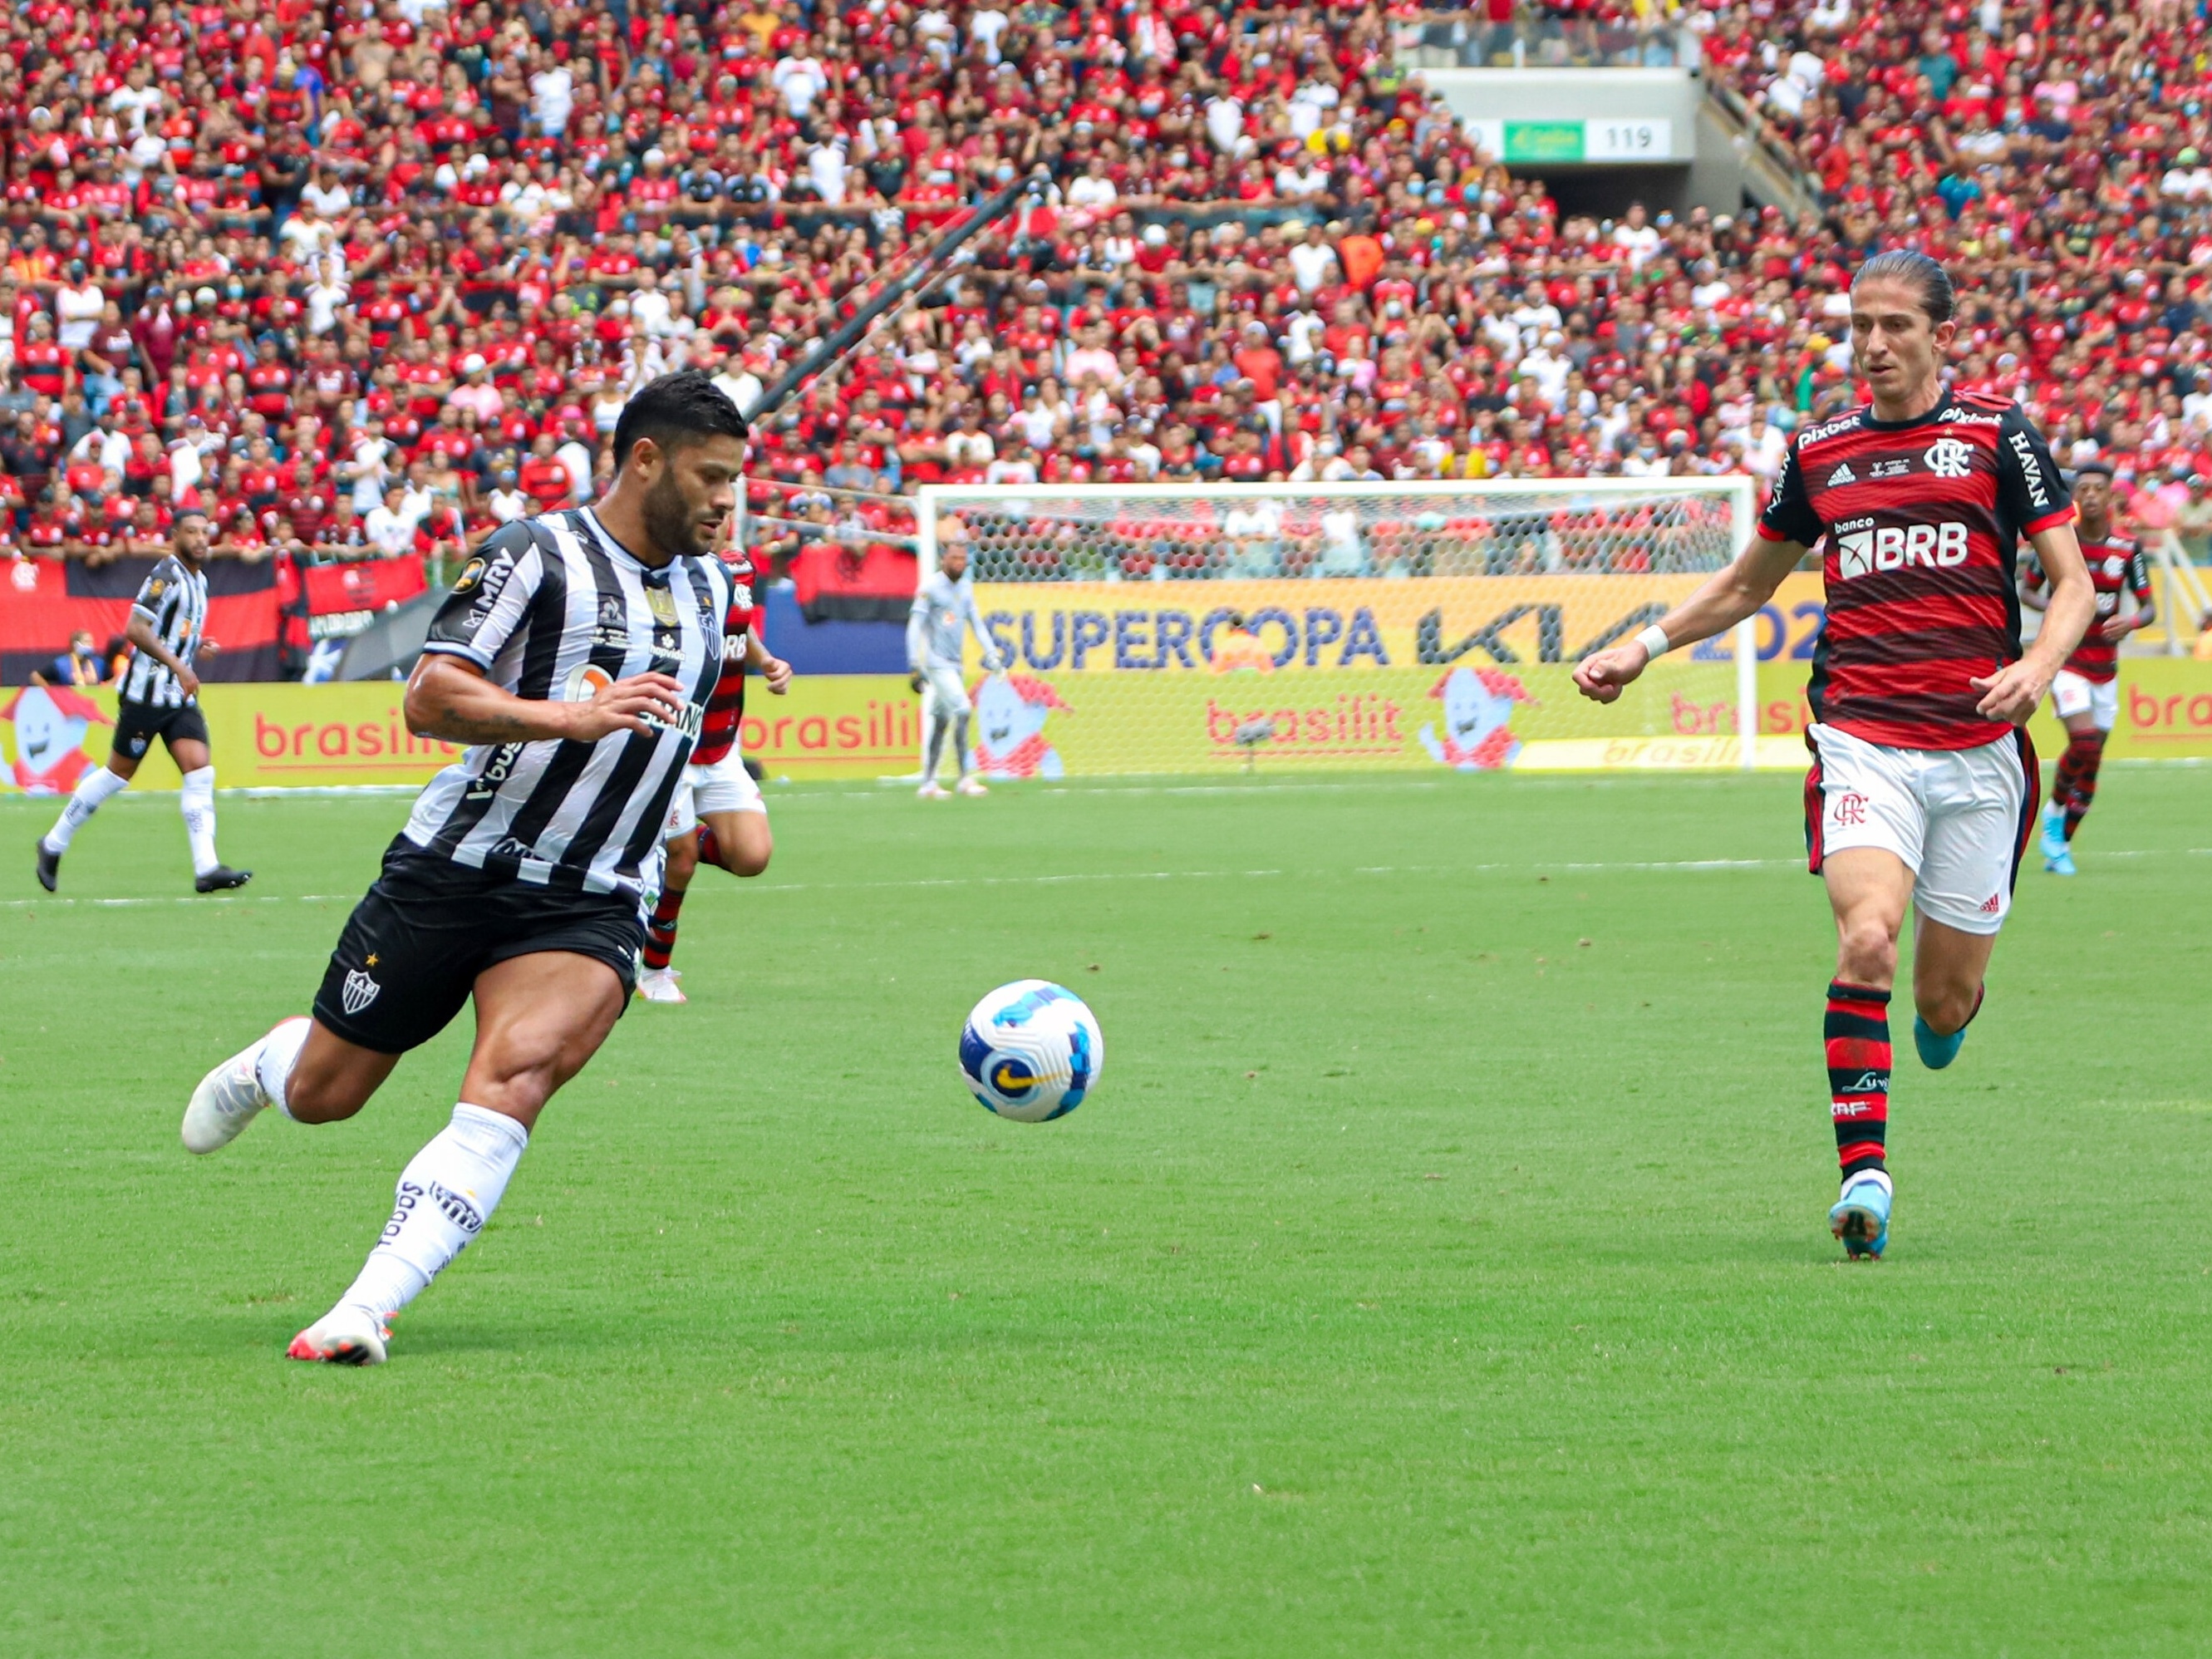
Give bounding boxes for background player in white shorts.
[1574,252,2093,1258]
[637,544,789,1004]
[2021,461,2155,875]
[907,521,1004,800]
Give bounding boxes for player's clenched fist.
[1572,641,1652,705]
[573,672,689,740]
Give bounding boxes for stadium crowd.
[0,0,2203,594]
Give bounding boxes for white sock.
[253,1017,311,1120]
[42,766,128,854]
[336,1104,530,1324]
[179,766,219,875]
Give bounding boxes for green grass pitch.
[2,768,2209,1656]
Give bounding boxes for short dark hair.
[173,505,209,524]
[2072,460,2115,480]
[611,369,748,471]
[1851,249,1955,326]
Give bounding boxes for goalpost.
[910,477,1778,780]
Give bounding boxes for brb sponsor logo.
[1833,518,1969,580]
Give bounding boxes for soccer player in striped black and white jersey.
[1575,252,2096,1259]
[182,372,749,1364]
[34,505,251,893]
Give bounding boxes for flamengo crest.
[1924,437,1975,478]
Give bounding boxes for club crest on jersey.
[1826,464,1856,487]
[1924,437,1975,479]
[2104,556,2126,578]
[342,967,381,1016]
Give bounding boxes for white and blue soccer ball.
[958,980,1104,1122]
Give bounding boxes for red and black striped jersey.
[2023,531,2150,684]
[693,548,759,767]
[1757,390,2073,751]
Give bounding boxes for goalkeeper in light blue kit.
[907,527,1003,799]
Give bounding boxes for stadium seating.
[0,0,2203,673]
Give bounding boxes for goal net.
[911,478,1797,779]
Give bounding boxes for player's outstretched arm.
[1973,520,2094,723]
[1573,534,1805,703]
[405,653,686,745]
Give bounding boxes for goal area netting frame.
[908,477,1767,779]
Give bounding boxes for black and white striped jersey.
[400,508,733,907]
[121,554,209,708]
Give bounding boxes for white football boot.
[287,1304,390,1366]
[635,966,687,1005]
[182,1017,308,1154]
[955,775,990,797]
[917,780,951,800]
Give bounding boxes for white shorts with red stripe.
[664,749,765,841]
[1803,721,2037,937]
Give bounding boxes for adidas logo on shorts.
[1979,892,2003,914]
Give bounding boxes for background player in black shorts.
[35,506,250,893]
[179,372,748,1365]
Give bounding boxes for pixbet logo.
[1836,521,1969,579]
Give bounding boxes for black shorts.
[312,839,644,1055]
[112,697,209,761]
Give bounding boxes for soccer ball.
[958,980,1104,1123]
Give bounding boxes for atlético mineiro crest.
[342,967,381,1016]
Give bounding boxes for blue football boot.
[1829,1171,1893,1259]
[1913,1014,1968,1071]
[2045,843,2077,876]
[2037,800,2067,865]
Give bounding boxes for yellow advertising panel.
[4,633,2205,794]
[0,682,469,793]
[0,680,927,791]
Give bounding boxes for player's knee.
[725,820,771,877]
[1836,918,1897,984]
[664,834,699,886]
[284,1066,370,1125]
[1916,981,1979,1036]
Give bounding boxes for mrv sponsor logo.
[1834,519,1969,580]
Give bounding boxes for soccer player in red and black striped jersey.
[633,542,791,1006]
[2020,461,2155,875]
[1575,252,2096,1259]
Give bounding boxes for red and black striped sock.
[641,882,689,972]
[2051,744,2085,817]
[2061,732,2105,840]
[1826,980,1891,1178]
[696,822,721,868]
